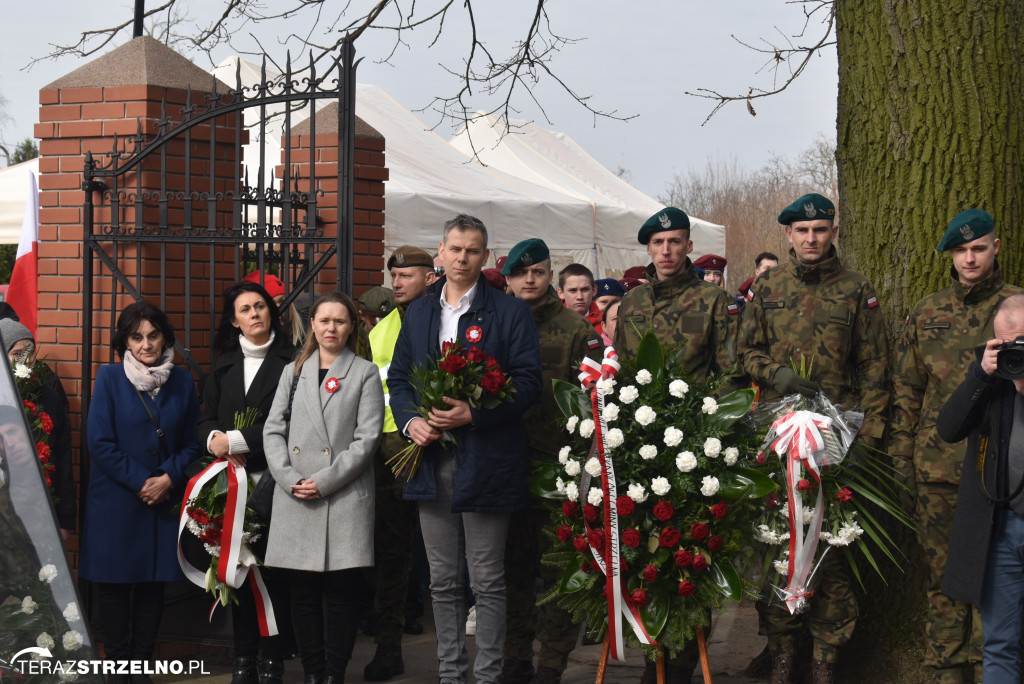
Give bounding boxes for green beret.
[358,286,396,317]
[638,207,690,245]
[501,238,550,276]
[777,193,836,225]
[938,209,995,251]
[387,245,433,270]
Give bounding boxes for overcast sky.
[0,0,838,199]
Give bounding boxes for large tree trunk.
[834,3,1024,682]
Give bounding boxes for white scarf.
[123,348,175,397]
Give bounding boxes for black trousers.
[289,568,366,677]
[96,582,165,661]
[232,565,294,659]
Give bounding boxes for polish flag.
[7,171,38,335]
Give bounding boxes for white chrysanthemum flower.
[703,437,722,458]
[701,397,719,415]
[38,564,57,583]
[605,428,624,449]
[836,521,864,545]
[62,602,79,622]
[558,446,571,464]
[584,457,602,478]
[566,415,579,433]
[669,379,689,398]
[635,405,657,426]
[579,419,595,439]
[564,482,579,502]
[651,477,671,496]
[597,378,617,395]
[14,364,32,379]
[773,559,790,575]
[627,483,648,503]
[700,475,720,496]
[58,670,79,682]
[639,444,658,460]
[754,524,784,545]
[62,631,84,651]
[602,403,620,422]
[21,596,37,614]
[723,447,739,466]
[37,632,55,650]
[564,459,581,477]
[635,369,653,385]
[675,451,698,473]
[619,385,640,405]
[588,487,604,506]
[801,507,816,525]
[555,477,566,494]
[663,426,684,447]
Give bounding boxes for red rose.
[674,549,693,567]
[465,347,485,363]
[622,528,641,548]
[573,535,589,552]
[642,564,658,581]
[556,525,573,542]
[678,580,697,597]
[653,500,674,521]
[441,341,457,355]
[563,501,579,518]
[439,354,467,374]
[588,528,605,551]
[658,526,681,548]
[765,493,780,508]
[755,450,767,465]
[692,555,709,572]
[621,559,630,572]
[481,369,506,394]
[617,495,635,516]
[583,504,599,522]
[710,501,728,520]
[629,588,648,608]
[39,412,54,435]
[691,522,710,541]
[707,535,724,552]
[486,356,501,370]
[797,478,812,491]
[836,487,853,503]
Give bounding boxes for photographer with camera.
[939,293,1024,683]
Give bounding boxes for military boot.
[769,655,800,684]
[532,666,562,684]
[498,659,534,684]
[810,659,835,684]
[230,656,259,684]
[363,644,404,682]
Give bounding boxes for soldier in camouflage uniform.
[890,209,1019,684]
[739,193,890,684]
[498,238,604,684]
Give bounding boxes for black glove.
[772,367,819,398]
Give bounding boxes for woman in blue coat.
[81,301,200,678]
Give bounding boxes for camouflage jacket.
[613,261,739,381]
[889,265,1022,483]
[739,247,890,440]
[526,287,605,457]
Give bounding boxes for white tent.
[0,159,39,244]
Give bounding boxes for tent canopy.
[0,159,39,244]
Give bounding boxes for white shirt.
[439,281,478,346]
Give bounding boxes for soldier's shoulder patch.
[587,338,601,349]
[867,296,879,308]
[727,302,739,315]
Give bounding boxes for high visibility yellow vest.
[368,307,402,433]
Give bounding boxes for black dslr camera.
[995,337,1024,379]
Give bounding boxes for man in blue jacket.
[388,214,543,684]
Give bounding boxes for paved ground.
[154,600,767,684]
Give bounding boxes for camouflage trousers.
[372,431,420,647]
[916,483,982,682]
[757,550,856,663]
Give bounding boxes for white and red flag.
[7,171,38,334]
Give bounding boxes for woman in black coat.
[196,282,296,684]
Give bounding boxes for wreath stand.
[593,627,713,684]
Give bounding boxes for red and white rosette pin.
[325,377,340,393]
[466,326,483,344]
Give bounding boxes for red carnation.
[199,527,222,544]
[707,535,724,552]
[836,487,853,503]
[677,580,697,597]
[573,535,589,552]
[617,495,635,516]
[36,442,51,460]
[22,400,36,415]
[674,549,693,567]
[465,347,485,363]
[629,588,649,608]
[583,504,599,522]
[642,564,658,581]
[39,412,54,435]
[588,528,605,551]
[486,356,501,370]
[439,355,467,374]
[797,478,813,491]
[691,522,710,541]
[622,528,641,548]
[653,500,674,521]
[710,501,728,520]
[658,526,681,548]
[556,525,573,542]
[481,369,506,394]
[692,555,709,572]
[755,450,767,465]
[563,501,579,518]
[44,472,52,488]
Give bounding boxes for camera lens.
[996,347,1024,379]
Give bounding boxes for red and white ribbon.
[177,460,278,636]
[578,348,655,660]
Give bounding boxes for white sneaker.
[465,605,477,637]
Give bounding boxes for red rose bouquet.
[387,340,515,480]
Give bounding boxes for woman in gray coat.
[263,292,384,684]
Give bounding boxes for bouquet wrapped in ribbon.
[748,389,911,615]
[537,333,775,660]
[14,359,56,493]
[387,340,515,480]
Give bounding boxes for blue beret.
[638,208,690,245]
[777,193,836,225]
[594,278,625,298]
[938,209,995,251]
[502,238,550,276]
